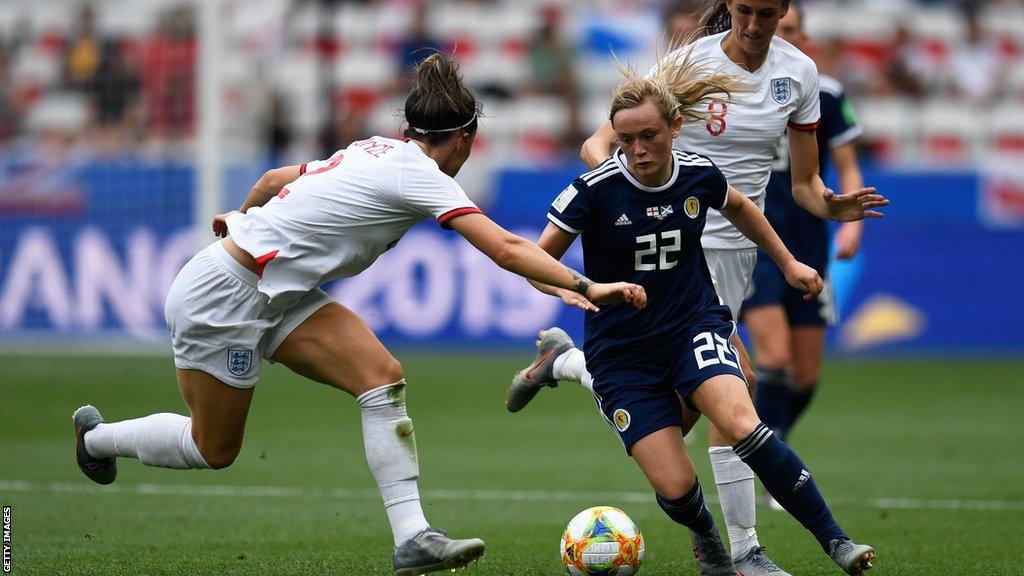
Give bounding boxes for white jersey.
[665,31,821,249]
[226,136,480,307]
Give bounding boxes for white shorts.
[703,247,757,320]
[164,242,333,388]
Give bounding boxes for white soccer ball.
[560,506,645,576]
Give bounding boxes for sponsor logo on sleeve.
[551,185,578,214]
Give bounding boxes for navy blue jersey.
[764,75,862,266]
[547,149,733,367]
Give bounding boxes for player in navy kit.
[743,4,866,464]
[527,57,876,576]
[515,3,888,573]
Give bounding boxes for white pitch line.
[2,480,1023,512]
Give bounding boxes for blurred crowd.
[1,0,1023,168]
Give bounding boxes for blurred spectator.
[395,2,445,91]
[662,0,704,51]
[527,8,582,155]
[63,5,103,92]
[948,3,1007,103]
[879,25,928,98]
[320,106,369,156]
[141,5,196,143]
[528,13,574,96]
[265,93,292,164]
[0,41,19,144]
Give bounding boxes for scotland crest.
[613,409,631,432]
[771,77,792,104]
[227,348,253,377]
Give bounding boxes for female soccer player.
[71,54,646,576]
[509,2,885,573]
[526,56,875,576]
[743,4,865,496]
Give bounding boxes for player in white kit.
[71,54,647,576]
[507,2,885,575]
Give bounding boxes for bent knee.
[722,418,761,446]
[382,356,404,384]
[197,441,242,469]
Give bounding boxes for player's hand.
[585,282,647,310]
[558,290,599,313]
[212,211,238,238]
[782,260,823,301]
[824,187,888,222]
[833,221,863,260]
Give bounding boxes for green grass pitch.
[2,354,1023,575]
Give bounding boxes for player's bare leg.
[633,427,737,576]
[271,302,484,574]
[73,368,242,481]
[177,369,253,468]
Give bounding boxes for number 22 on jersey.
[635,230,681,271]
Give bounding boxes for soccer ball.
[560,506,645,576]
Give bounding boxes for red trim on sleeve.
[254,250,279,277]
[299,163,307,175]
[788,120,819,133]
[437,206,483,229]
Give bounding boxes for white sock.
[358,380,430,546]
[84,413,210,469]
[709,446,759,560]
[552,348,594,393]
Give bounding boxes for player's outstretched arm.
[522,223,599,312]
[580,122,617,169]
[447,213,646,310]
[719,186,822,300]
[830,141,865,259]
[213,165,303,237]
[789,129,888,222]
[240,165,303,212]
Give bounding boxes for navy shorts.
[590,313,746,455]
[743,249,836,327]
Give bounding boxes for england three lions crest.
[227,348,253,377]
[771,77,792,105]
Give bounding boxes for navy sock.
[734,423,847,551]
[754,367,790,439]
[655,480,716,535]
[783,381,817,435]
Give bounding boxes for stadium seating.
[1,0,1022,168]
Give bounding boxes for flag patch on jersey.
[771,77,792,105]
[227,348,253,377]
[614,213,632,226]
[684,196,700,219]
[551,185,578,213]
[646,205,673,220]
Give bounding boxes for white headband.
[411,113,477,134]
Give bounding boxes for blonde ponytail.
[609,48,749,126]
